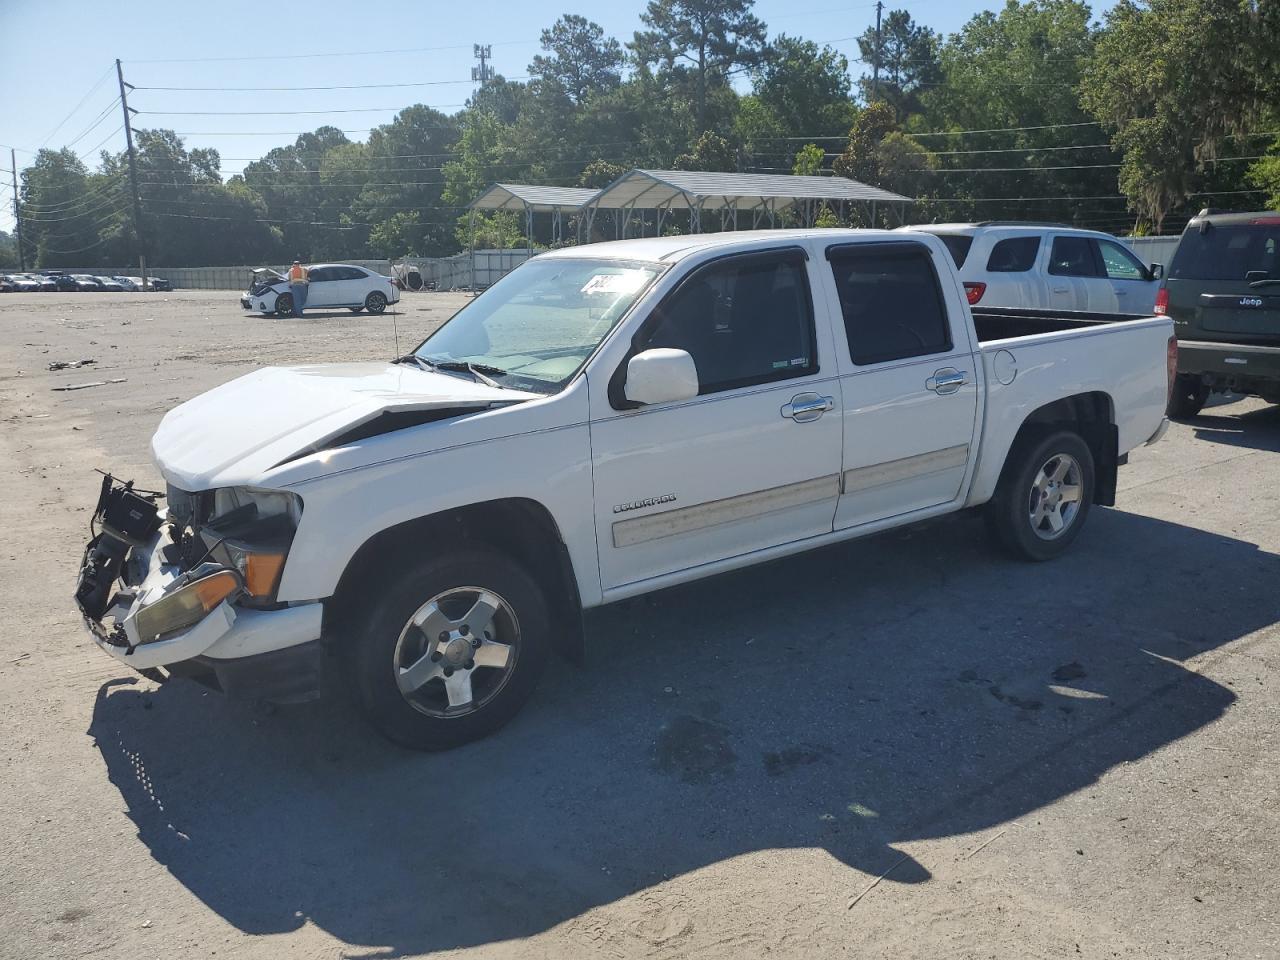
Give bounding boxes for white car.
[76,229,1173,750]
[241,263,400,316]
[903,223,1164,315]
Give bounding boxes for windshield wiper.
[429,360,508,388]
[392,354,435,372]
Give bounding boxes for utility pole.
[472,44,493,88]
[10,148,24,271]
[115,59,150,290]
[872,0,883,102]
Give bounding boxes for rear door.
[818,239,980,530]
[1167,220,1280,341]
[1096,238,1159,313]
[980,234,1045,307]
[1046,235,1108,311]
[334,265,369,305]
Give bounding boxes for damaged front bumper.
[78,526,325,702]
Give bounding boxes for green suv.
[1161,209,1280,417]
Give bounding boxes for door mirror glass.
[624,348,699,405]
[1149,262,1164,280]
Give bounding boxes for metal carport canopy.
[469,183,599,211]
[587,169,910,210]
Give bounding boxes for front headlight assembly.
[135,568,242,643]
[202,487,302,606]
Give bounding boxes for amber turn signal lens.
[242,552,286,598]
[135,570,241,643]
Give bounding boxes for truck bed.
[972,307,1152,344]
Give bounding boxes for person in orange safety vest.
[288,260,309,317]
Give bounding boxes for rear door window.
[1098,239,1149,280]
[1170,223,1280,281]
[827,242,953,366]
[985,236,1040,272]
[1049,236,1103,278]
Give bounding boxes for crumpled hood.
[152,362,536,490]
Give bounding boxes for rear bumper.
[1178,339,1280,382]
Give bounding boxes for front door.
[588,247,844,593]
[305,266,338,307]
[817,240,980,530]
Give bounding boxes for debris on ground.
[47,359,96,371]
[51,378,127,392]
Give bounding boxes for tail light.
[1166,335,1178,404]
[1154,287,1169,315]
[963,281,986,305]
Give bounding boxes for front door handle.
[926,368,969,395]
[782,392,834,422]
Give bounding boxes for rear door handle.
[781,392,834,422]
[1052,286,1069,294]
[926,368,969,395]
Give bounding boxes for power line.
[126,39,535,65]
[138,106,465,116]
[37,65,117,148]
[62,97,123,151]
[135,77,530,92]
[17,175,128,212]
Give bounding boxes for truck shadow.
[89,507,1276,956]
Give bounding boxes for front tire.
[365,291,388,314]
[274,293,294,318]
[986,430,1095,562]
[348,306,364,313]
[1168,374,1209,419]
[351,548,550,750]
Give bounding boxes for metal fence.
[1117,235,1181,268]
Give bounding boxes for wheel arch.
[324,497,585,662]
[998,391,1118,506]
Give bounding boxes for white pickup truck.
[75,229,1175,750]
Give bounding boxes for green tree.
[856,10,941,118]
[458,210,526,250]
[753,36,855,143]
[833,104,937,212]
[674,131,737,171]
[1083,0,1280,230]
[530,15,624,105]
[577,160,627,189]
[792,143,825,176]
[631,0,768,130]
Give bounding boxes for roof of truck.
[541,228,919,264]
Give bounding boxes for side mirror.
[1149,262,1164,280]
[624,348,699,406]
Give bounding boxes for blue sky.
[0,0,1118,233]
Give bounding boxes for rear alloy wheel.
[352,548,549,750]
[987,430,1094,562]
[365,291,388,314]
[1168,373,1209,419]
[274,293,294,318]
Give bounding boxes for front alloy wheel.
[393,587,520,718]
[352,548,549,750]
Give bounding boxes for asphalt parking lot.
[1,290,1278,959]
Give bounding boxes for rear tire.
[274,293,294,318]
[365,291,388,314]
[1168,374,1209,419]
[350,548,550,750]
[986,430,1095,562]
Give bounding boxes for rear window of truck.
[1170,223,1280,280]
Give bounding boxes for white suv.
[903,223,1163,315]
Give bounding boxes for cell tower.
[472,44,494,87]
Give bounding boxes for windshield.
[414,257,663,393]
